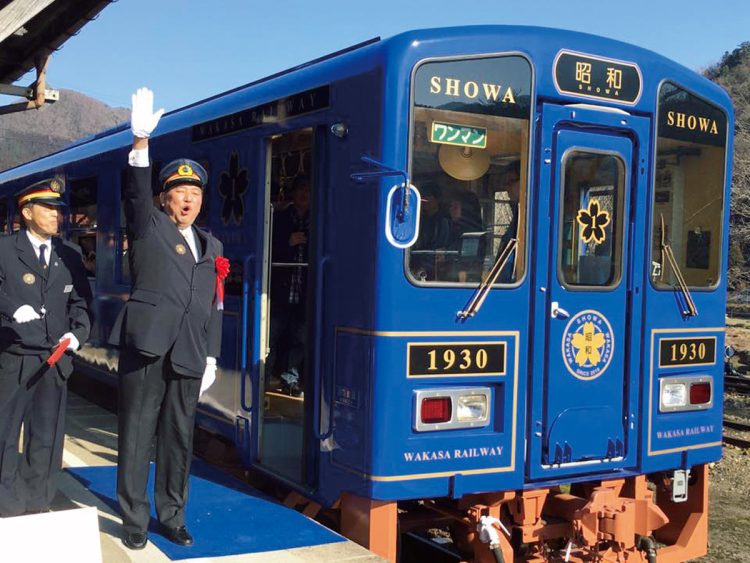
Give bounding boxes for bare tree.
[706,43,750,291]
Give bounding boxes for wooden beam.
[0,0,56,44]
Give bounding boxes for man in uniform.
[0,178,91,517]
[110,88,224,550]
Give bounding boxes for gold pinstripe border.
[331,327,520,481]
[648,327,725,456]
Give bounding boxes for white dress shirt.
[128,147,149,168]
[26,230,52,264]
[179,226,199,261]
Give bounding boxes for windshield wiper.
[660,214,698,317]
[458,238,518,320]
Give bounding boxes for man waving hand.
[111,88,225,550]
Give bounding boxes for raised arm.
[124,88,165,239]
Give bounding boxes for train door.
[258,128,315,483]
[529,104,649,480]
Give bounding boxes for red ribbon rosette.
[215,256,230,310]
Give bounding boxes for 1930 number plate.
[659,337,716,368]
[407,342,506,377]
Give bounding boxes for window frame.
[556,147,627,291]
[649,79,730,292]
[404,51,535,289]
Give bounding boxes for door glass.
[558,152,625,287]
[260,128,313,483]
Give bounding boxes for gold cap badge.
[178,164,194,177]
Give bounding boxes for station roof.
[0,0,113,85]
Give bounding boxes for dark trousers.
[266,304,306,382]
[116,349,201,534]
[0,353,66,517]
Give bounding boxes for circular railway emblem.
[562,309,614,380]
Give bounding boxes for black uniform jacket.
[109,165,223,377]
[0,231,92,379]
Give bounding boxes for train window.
[11,207,21,232]
[196,159,210,228]
[68,177,98,278]
[407,55,532,285]
[558,152,625,287]
[652,82,727,289]
[0,198,7,233]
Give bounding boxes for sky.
[9,0,750,112]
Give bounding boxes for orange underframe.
[338,465,710,563]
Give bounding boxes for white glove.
[13,305,41,324]
[59,332,80,352]
[131,87,164,139]
[200,357,217,397]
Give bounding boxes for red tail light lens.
[421,397,452,424]
[690,382,711,405]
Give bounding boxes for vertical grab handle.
[311,255,334,441]
[240,254,255,413]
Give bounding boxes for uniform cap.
[16,176,66,207]
[159,159,207,192]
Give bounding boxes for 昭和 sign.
[554,51,641,105]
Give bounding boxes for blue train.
[0,26,733,562]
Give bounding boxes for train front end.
[324,27,733,562]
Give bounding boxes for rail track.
[723,418,750,449]
[725,373,750,394]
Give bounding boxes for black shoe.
[162,525,193,546]
[122,531,148,550]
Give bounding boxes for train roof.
[0,25,732,186]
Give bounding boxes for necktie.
[39,244,47,269]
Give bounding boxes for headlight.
[662,382,687,408]
[457,394,488,422]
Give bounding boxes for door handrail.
[311,255,334,441]
[240,253,255,413]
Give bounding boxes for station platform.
[28,390,385,563]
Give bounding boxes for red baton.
[47,338,70,367]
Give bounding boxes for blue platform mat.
[66,460,345,560]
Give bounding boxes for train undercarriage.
[330,465,710,563]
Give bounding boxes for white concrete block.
[0,506,101,563]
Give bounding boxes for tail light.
[689,382,711,404]
[414,388,491,431]
[659,376,713,412]
[421,397,452,424]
